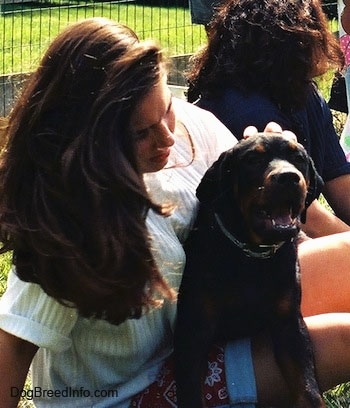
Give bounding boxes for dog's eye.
[290,151,306,164]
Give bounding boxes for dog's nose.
[272,171,301,185]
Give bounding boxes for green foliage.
[0,251,11,296]
[324,383,350,407]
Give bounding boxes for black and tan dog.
[174,133,325,408]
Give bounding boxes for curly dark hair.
[0,18,176,325]
[187,0,344,109]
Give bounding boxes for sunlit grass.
[0,2,206,75]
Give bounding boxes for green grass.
[0,2,206,75]
[325,383,350,407]
[0,252,11,294]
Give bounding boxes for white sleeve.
[0,269,78,352]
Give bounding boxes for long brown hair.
[0,18,175,324]
[187,0,344,109]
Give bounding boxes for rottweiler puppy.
[174,133,325,408]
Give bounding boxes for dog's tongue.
[272,213,294,228]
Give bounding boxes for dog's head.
[197,133,323,245]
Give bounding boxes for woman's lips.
[150,149,171,163]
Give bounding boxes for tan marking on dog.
[288,140,299,150]
[254,143,266,153]
[277,296,293,317]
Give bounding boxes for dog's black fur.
[174,134,325,408]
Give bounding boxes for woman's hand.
[243,122,297,142]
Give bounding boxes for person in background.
[188,0,350,239]
[188,0,216,28]
[1,15,350,408]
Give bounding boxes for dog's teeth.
[271,218,296,229]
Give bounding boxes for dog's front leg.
[174,297,217,408]
[174,335,208,408]
[270,312,325,407]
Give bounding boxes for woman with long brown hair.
[0,18,175,325]
[0,17,235,407]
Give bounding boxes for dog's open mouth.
[253,205,301,241]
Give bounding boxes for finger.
[263,122,298,142]
[263,122,283,133]
[242,125,258,139]
[281,130,298,142]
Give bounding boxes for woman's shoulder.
[173,96,219,122]
[173,95,237,125]
[196,88,289,138]
[305,83,333,123]
[173,96,236,151]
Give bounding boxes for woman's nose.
[155,122,175,147]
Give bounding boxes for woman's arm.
[323,174,350,226]
[252,313,350,406]
[301,199,350,238]
[0,329,38,408]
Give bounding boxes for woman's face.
[131,73,176,173]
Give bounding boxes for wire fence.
[0,0,206,115]
[0,0,339,115]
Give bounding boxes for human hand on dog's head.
[197,125,324,227]
[243,122,297,142]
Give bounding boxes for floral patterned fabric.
[130,344,230,408]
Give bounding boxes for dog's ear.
[196,147,236,204]
[301,156,324,223]
[305,156,324,207]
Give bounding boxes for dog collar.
[214,213,286,259]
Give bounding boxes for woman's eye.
[134,128,149,141]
